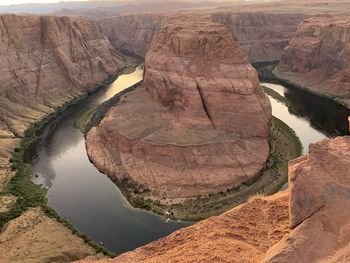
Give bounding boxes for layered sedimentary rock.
[0,14,124,165]
[86,19,271,199]
[212,12,307,63]
[275,15,350,107]
[263,135,350,262]
[80,121,350,263]
[98,14,167,57]
[0,14,124,262]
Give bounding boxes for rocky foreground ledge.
[86,18,271,200]
[79,119,350,262]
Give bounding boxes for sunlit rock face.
[86,18,271,199]
[0,14,125,164]
[275,15,350,107]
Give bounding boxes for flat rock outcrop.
[275,15,350,107]
[0,14,124,165]
[212,12,307,63]
[76,191,290,263]
[86,18,271,199]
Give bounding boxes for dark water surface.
[30,66,192,254]
[263,82,350,153]
[29,67,350,254]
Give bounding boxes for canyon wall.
[275,15,350,107]
[86,18,271,200]
[0,14,125,166]
[97,12,306,62]
[80,121,350,263]
[98,14,167,57]
[212,12,307,63]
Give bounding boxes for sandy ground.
[0,208,98,263]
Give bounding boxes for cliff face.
[86,18,271,199]
[80,120,350,263]
[97,12,306,63]
[98,14,167,57]
[212,12,307,63]
[263,135,350,263]
[0,14,124,165]
[275,15,350,107]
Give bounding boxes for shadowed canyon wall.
[211,12,307,63]
[97,12,306,62]
[275,15,350,107]
[86,18,271,200]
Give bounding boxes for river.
[29,67,350,255]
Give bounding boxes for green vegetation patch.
[1,96,114,257]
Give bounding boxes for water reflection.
[30,66,192,254]
[263,82,350,153]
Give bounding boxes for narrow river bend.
[30,67,350,254]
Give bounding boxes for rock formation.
[275,15,350,107]
[97,12,306,62]
[86,18,271,199]
[262,135,350,262]
[80,120,350,263]
[0,14,124,165]
[0,13,125,262]
[212,12,307,63]
[98,14,167,57]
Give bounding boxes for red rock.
[262,135,350,263]
[0,14,125,161]
[98,14,167,57]
[86,18,271,199]
[212,12,307,63]
[75,191,290,263]
[275,15,350,107]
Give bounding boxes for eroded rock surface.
[212,12,307,63]
[81,120,350,263]
[86,18,271,199]
[0,14,125,166]
[98,14,167,57]
[275,15,350,107]
[76,191,290,263]
[262,135,350,263]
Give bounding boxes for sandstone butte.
[86,18,272,200]
[0,14,125,184]
[78,118,350,263]
[0,13,125,262]
[275,15,350,108]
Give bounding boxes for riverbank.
[254,61,350,109]
[0,57,142,261]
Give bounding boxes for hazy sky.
[0,0,88,6]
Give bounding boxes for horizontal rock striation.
[0,14,125,165]
[86,18,271,199]
[81,119,350,263]
[275,15,350,107]
[212,12,307,63]
[98,14,167,57]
